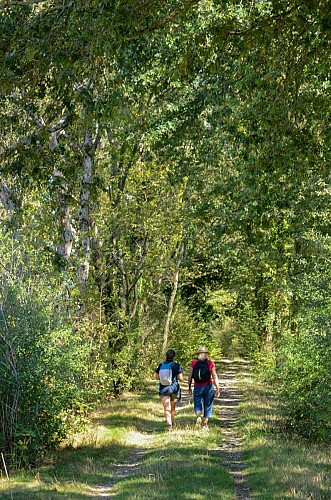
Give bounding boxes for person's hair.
[166,349,176,361]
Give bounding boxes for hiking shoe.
[166,424,173,432]
[195,416,202,428]
[202,423,209,431]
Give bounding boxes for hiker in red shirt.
[188,346,220,430]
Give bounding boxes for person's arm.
[188,366,193,395]
[155,373,160,380]
[174,364,183,382]
[211,366,220,397]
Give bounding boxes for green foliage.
[168,302,222,366]
[253,266,331,443]
[139,299,221,374]
[274,328,331,442]
[0,276,111,468]
[107,323,144,393]
[0,0,330,466]
[222,312,261,360]
[238,368,331,499]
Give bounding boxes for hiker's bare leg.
[170,400,176,424]
[203,417,209,425]
[195,410,202,427]
[161,396,172,426]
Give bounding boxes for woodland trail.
[176,359,252,499]
[89,448,146,498]
[89,360,252,499]
[215,360,252,500]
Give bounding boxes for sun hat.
[195,346,210,355]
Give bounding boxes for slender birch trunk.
[77,130,98,287]
[162,239,186,351]
[0,182,16,212]
[52,169,74,260]
[0,180,23,277]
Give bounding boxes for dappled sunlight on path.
[88,446,147,498]
[214,360,253,500]
[89,360,253,499]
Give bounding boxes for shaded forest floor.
[0,361,330,498]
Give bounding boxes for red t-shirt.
[190,359,214,386]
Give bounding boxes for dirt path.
[216,360,252,500]
[89,360,252,499]
[89,448,146,498]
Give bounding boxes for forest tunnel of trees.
[0,0,330,467]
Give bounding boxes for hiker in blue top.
[155,349,184,431]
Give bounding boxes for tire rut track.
[215,360,252,500]
[89,448,146,498]
[90,360,252,499]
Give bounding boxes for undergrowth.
[237,368,331,499]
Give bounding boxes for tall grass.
[4,366,327,499]
[0,382,234,499]
[237,370,331,499]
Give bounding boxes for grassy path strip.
[217,360,252,499]
[5,360,329,498]
[0,378,236,499]
[237,366,331,499]
[88,448,146,498]
[104,381,235,499]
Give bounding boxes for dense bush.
[0,278,111,468]
[274,328,331,442]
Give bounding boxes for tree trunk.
[77,130,95,287]
[52,169,74,261]
[0,182,16,212]
[162,239,186,351]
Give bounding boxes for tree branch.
[0,0,47,9]
[227,5,300,36]
[130,0,200,37]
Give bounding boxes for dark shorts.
[159,386,181,402]
[160,393,179,401]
